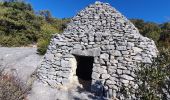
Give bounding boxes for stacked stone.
[37,1,158,99]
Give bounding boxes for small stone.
[117,65,127,70]
[45,54,54,61]
[99,59,106,65]
[101,74,110,79]
[73,44,82,49]
[117,46,127,51]
[127,42,134,47]
[114,50,122,56]
[57,41,67,46]
[117,69,122,75]
[143,57,152,64]
[133,55,142,61]
[89,36,94,41]
[121,74,134,80]
[113,33,123,37]
[121,51,129,55]
[117,57,124,61]
[106,45,115,50]
[61,60,69,68]
[108,89,113,98]
[106,80,113,85]
[109,76,117,82]
[47,79,57,87]
[100,53,109,60]
[133,47,143,54]
[120,79,129,85]
[92,72,100,79]
[56,77,62,83]
[62,78,70,85]
[82,37,88,43]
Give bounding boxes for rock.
[121,51,129,55]
[108,89,113,98]
[61,60,70,68]
[73,44,82,49]
[82,37,88,43]
[100,53,109,60]
[101,74,110,79]
[133,47,143,54]
[56,41,67,46]
[89,36,94,41]
[120,79,129,85]
[117,69,122,75]
[116,46,127,51]
[86,48,101,57]
[45,54,54,61]
[114,50,122,56]
[71,49,85,56]
[133,55,142,61]
[92,72,100,79]
[106,45,115,50]
[62,78,70,85]
[143,57,152,64]
[121,74,134,80]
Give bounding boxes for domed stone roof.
[36,1,158,99]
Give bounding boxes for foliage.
[37,38,50,55]
[0,2,169,56]
[135,55,170,100]
[130,19,161,42]
[122,20,170,99]
[0,1,70,54]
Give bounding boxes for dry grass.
[0,69,30,100]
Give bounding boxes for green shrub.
[0,2,70,54]
[135,56,170,100]
[37,38,50,55]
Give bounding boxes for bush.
[0,69,30,100]
[135,55,170,100]
[37,38,50,55]
[0,2,70,54]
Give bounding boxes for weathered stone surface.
[102,74,110,79]
[61,60,70,68]
[100,53,109,60]
[114,50,122,56]
[36,1,158,100]
[92,72,100,79]
[71,48,101,57]
[45,54,54,61]
[116,46,127,51]
[121,74,134,80]
[143,57,152,64]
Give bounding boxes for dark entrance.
[74,55,94,91]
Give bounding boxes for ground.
[0,47,42,85]
[0,47,103,100]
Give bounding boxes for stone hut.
[37,1,158,99]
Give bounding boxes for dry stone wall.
[37,1,158,99]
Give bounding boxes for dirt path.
[0,47,43,85]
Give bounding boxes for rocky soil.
[0,47,43,85]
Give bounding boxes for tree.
[131,19,161,42]
[38,10,52,22]
[159,23,170,46]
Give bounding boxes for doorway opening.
[74,55,94,91]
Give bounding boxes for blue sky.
[26,0,170,23]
